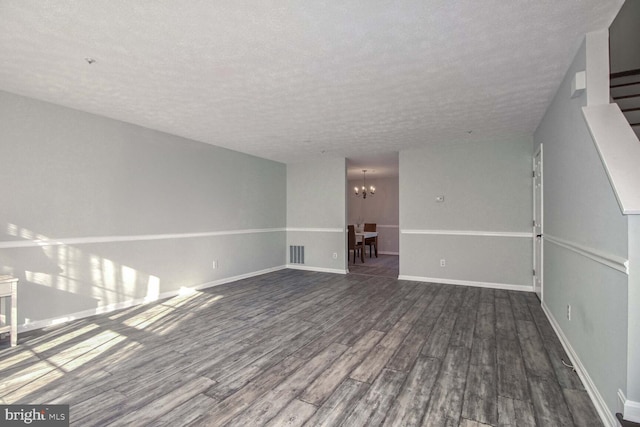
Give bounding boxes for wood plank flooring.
[0,269,601,426]
[348,254,399,278]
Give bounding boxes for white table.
[356,231,378,258]
[355,231,378,242]
[0,275,18,347]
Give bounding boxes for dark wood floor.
[0,269,601,426]
[348,254,399,278]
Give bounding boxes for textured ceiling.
[0,1,623,167]
[347,153,399,180]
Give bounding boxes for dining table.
[355,231,378,260]
[355,231,378,241]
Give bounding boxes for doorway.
[533,145,543,300]
[346,153,399,278]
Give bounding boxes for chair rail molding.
[0,227,287,249]
[286,227,344,233]
[544,234,629,274]
[401,229,533,238]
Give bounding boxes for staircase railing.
[611,69,640,130]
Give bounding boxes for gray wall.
[534,38,628,417]
[628,215,640,409]
[286,159,347,272]
[0,90,286,328]
[610,0,640,74]
[348,176,399,254]
[399,136,533,287]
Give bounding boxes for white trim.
[583,103,640,214]
[17,265,287,333]
[618,390,640,424]
[0,227,368,250]
[286,227,344,233]
[533,144,544,301]
[398,275,533,292]
[619,389,627,415]
[545,234,629,274]
[542,302,617,427]
[377,224,399,229]
[0,227,286,249]
[401,229,533,238]
[286,264,347,274]
[379,251,399,255]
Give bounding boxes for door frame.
[533,144,543,301]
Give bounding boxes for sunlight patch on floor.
[30,323,101,355]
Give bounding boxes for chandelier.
[354,169,375,199]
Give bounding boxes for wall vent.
[290,245,305,264]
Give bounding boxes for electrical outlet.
[440,259,446,267]
[332,252,338,259]
[567,304,571,320]
[212,260,218,269]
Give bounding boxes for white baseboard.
[285,264,347,275]
[397,275,533,292]
[618,390,640,424]
[378,251,399,255]
[541,302,617,427]
[618,389,627,415]
[18,265,287,334]
[625,400,640,423]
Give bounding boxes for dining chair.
[348,225,364,263]
[364,223,378,258]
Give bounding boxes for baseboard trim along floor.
[2,269,600,426]
[399,275,534,293]
[16,265,288,334]
[542,301,617,427]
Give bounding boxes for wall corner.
[586,29,610,106]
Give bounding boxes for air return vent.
[290,245,305,264]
